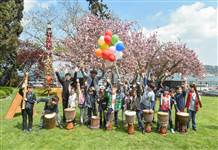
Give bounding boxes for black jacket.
[55,72,77,101]
[19,89,36,109]
[37,98,58,114]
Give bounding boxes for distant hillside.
[204,65,218,75]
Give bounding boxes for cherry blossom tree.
[55,13,204,84]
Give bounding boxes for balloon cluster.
[95,31,125,62]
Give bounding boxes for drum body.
[143,109,154,133]
[64,108,76,122]
[177,112,189,133]
[125,111,136,125]
[44,113,56,129]
[158,112,169,135]
[125,111,136,134]
[91,116,100,129]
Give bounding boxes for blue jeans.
[188,110,196,129]
[136,110,144,130]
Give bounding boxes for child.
[68,85,77,109]
[77,80,87,125]
[106,86,116,128]
[174,85,186,131]
[37,95,62,128]
[186,84,201,131]
[126,88,143,131]
[141,83,155,110]
[97,86,110,128]
[114,85,125,127]
[158,87,177,133]
[86,87,97,126]
[19,85,37,132]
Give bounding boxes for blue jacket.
[174,91,186,111]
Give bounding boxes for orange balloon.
[95,49,102,57]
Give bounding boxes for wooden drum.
[143,109,154,133]
[158,112,168,135]
[177,112,189,133]
[64,108,76,130]
[44,113,56,129]
[125,111,136,134]
[90,116,100,129]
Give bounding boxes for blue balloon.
[116,42,125,52]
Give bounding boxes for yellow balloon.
[101,43,109,50]
[98,38,105,46]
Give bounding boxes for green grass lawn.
[0,88,218,150]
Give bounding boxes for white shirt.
[141,88,155,107]
[68,93,77,108]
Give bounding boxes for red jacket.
[186,91,199,112]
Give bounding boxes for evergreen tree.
[0,0,24,86]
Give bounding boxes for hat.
[100,86,105,90]
[90,69,98,74]
[65,73,71,77]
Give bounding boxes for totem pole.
[44,22,53,96]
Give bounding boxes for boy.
[97,86,111,128]
[86,87,97,126]
[37,95,62,128]
[19,85,36,132]
[139,83,155,133]
[186,84,201,131]
[114,85,125,127]
[174,85,186,131]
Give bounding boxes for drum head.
[125,111,136,116]
[45,113,56,119]
[92,116,99,119]
[177,112,189,117]
[64,108,75,112]
[158,112,168,116]
[143,109,154,113]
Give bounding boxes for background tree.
[86,0,111,19]
[0,0,24,86]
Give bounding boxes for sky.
[22,0,218,65]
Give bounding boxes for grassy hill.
[0,88,218,150]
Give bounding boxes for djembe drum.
[177,112,189,133]
[90,116,100,129]
[143,109,154,133]
[44,113,56,129]
[125,111,136,134]
[64,108,76,130]
[157,112,168,135]
[107,111,114,130]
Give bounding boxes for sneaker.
[23,129,28,132]
[171,128,175,134]
[193,128,197,131]
[28,128,32,132]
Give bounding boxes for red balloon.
[102,50,111,60]
[108,54,116,62]
[104,35,111,45]
[105,30,112,37]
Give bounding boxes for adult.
[55,68,77,122]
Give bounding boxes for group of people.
[19,66,201,134]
